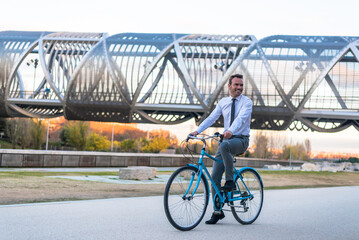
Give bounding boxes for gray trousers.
[211,136,249,201]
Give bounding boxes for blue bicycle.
[164,133,264,231]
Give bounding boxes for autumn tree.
[112,140,121,151]
[120,128,147,140]
[63,121,89,150]
[267,131,287,157]
[119,139,136,152]
[253,131,269,158]
[281,140,310,161]
[86,132,111,151]
[149,129,178,147]
[304,138,311,158]
[142,136,169,153]
[14,118,31,149]
[135,137,149,152]
[30,119,46,149]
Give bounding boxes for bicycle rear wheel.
[231,168,263,224]
[164,166,209,231]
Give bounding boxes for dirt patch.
[0,175,166,205]
[1,171,358,205]
[260,171,359,188]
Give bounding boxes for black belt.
[232,134,249,138]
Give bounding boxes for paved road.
[1,186,358,240]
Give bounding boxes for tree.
[244,150,252,158]
[304,138,311,158]
[5,118,46,149]
[114,127,147,141]
[59,128,67,144]
[135,137,149,152]
[30,120,46,149]
[0,118,6,133]
[347,157,359,163]
[63,121,89,150]
[86,132,111,151]
[119,139,136,152]
[267,131,287,158]
[281,144,290,160]
[5,118,21,148]
[281,141,309,161]
[18,118,32,149]
[30,119,46,149]
[142,136,169,153]
[253,131,269,158]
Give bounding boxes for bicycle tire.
[231,168,263,224]
[164,166,209,231]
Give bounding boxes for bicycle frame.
[185,138,262,211]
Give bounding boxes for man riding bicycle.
[190,73,253,224]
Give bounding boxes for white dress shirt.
[196,94,253,136]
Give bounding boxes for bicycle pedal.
[241,192,249,197]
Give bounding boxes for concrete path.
[1,186,358,240]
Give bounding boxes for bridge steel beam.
[1,31,359,132]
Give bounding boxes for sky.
[1,0,359,154]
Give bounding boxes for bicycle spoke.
[231,169,263,224]
[164,167,209,230]
[189,200,205,216]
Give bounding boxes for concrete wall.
[0,149,304,168]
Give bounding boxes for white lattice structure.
[1,31,359,132]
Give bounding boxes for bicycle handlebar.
[186,132,223,142]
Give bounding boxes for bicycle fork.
[183,169,204,200]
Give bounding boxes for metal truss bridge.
[1,31,359,132]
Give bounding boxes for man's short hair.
[229,74,243,84]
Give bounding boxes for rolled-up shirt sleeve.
[195,103,222,134]
[227,98,253,134]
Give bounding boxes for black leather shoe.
[205,211,225,224]
[221,180,236,191]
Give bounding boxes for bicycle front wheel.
[164,166,209,231]
[231,168,263,224]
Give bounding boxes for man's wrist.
[225,130,233,135]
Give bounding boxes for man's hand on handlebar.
[188,131,232,139]
[187,131,199,142]
[190,131,199,137]
[223,130,233,139]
